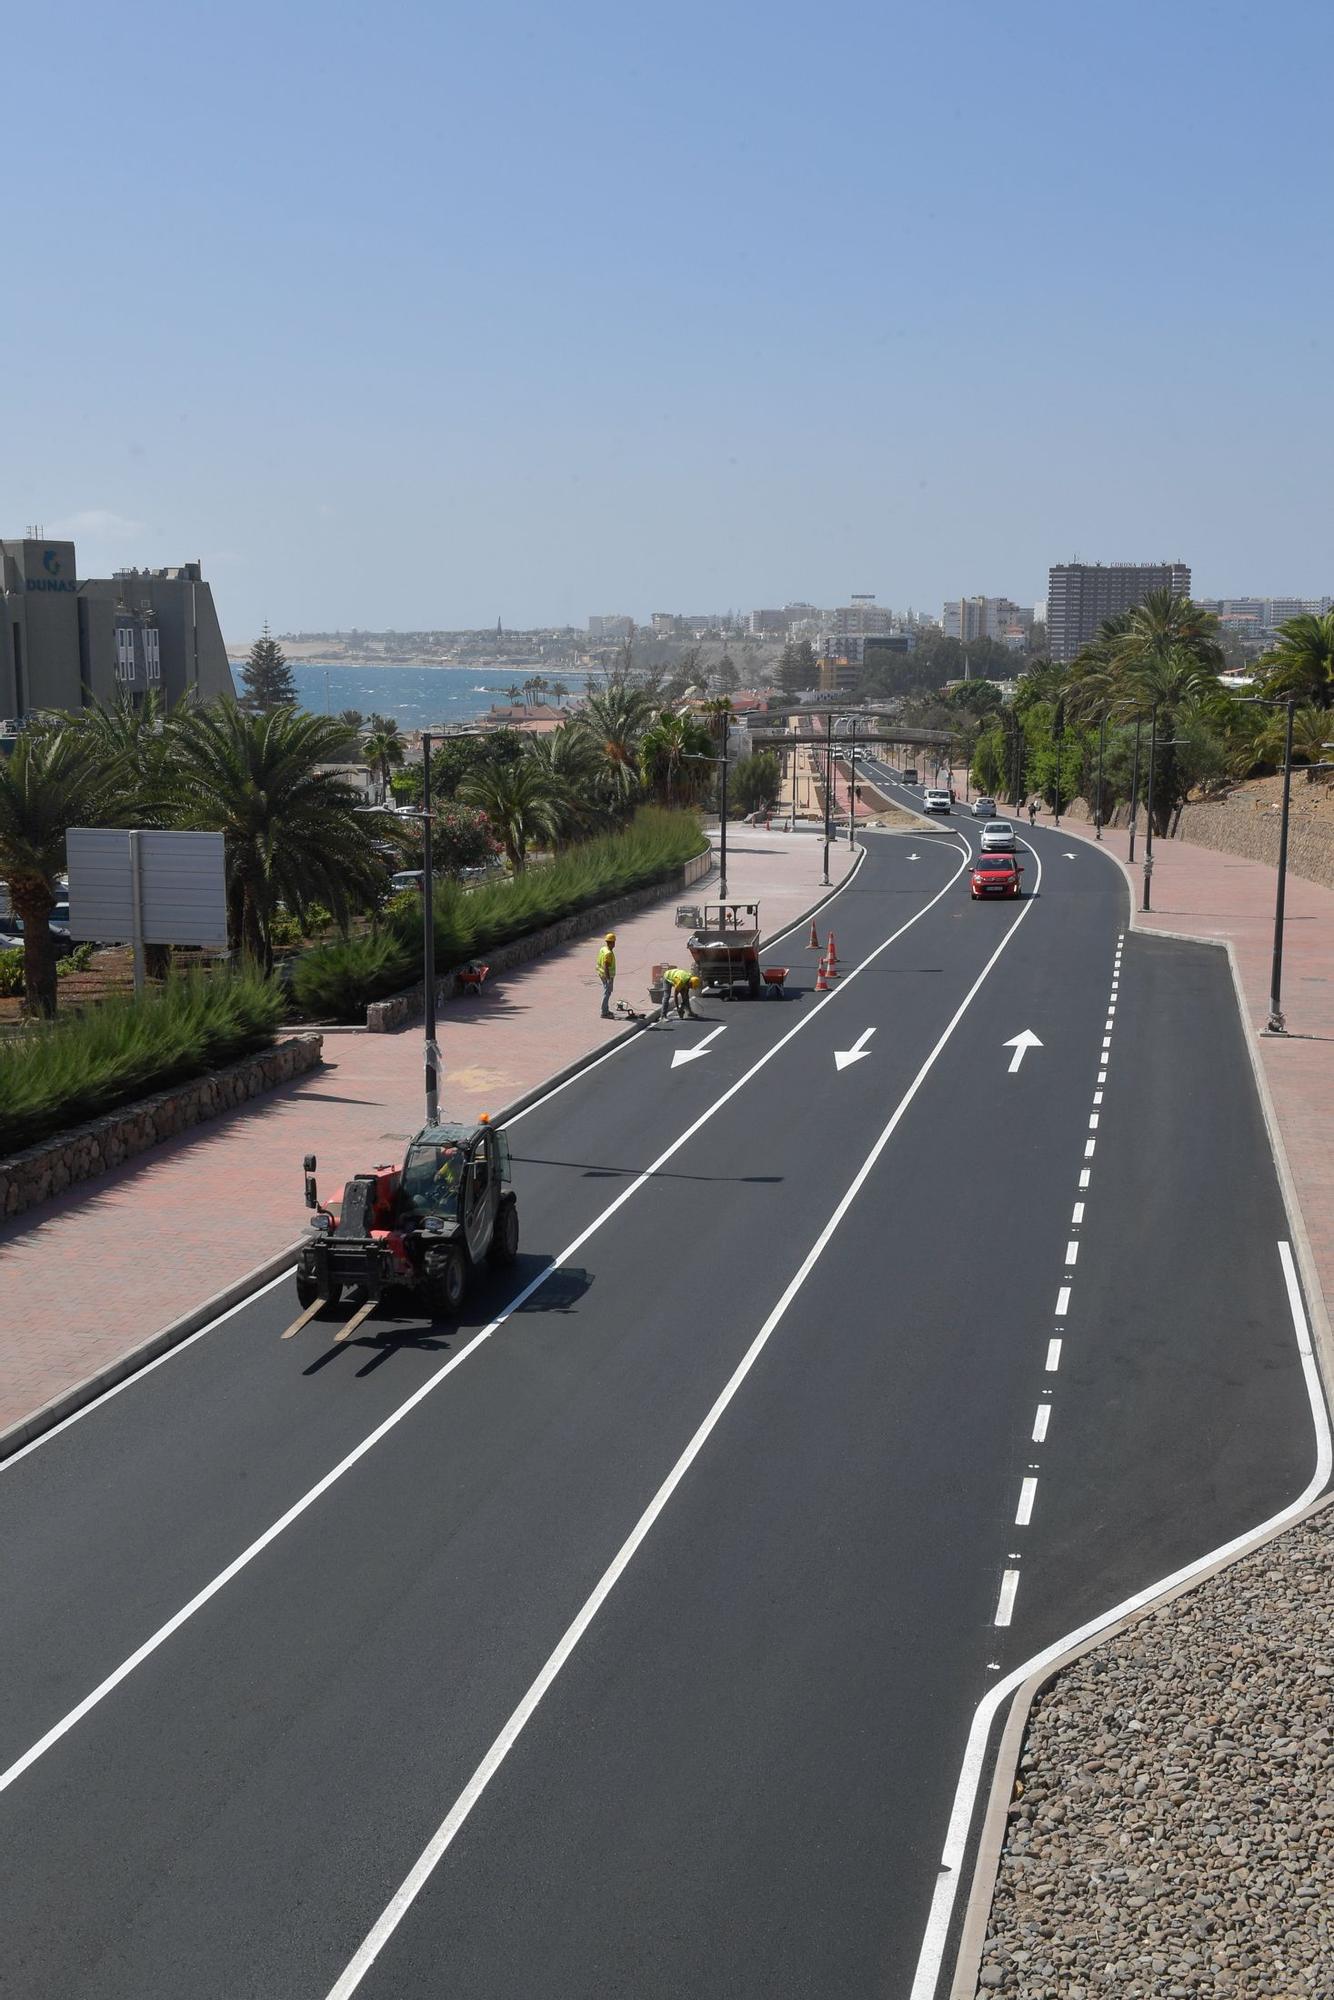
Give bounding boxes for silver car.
[972,797,996,818]
[979,820,1017,852]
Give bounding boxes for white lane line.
[1055,1285,1072,1317]
[993,1571,1020,1627]
[3,846,885,1471]
[320,840,1049,2000]
[1097,1070,1107,1085]
[1084,1139,1096,1159]
[0,846,983,1797]
[1093,1091,1103,1105]
[1102,1036,1112,1050]
[0,1270,296,1473]
[1031,1405,1050,1443]
[1089,1113,1099,1130]
[1015,1478,1037,1526]
[908,1240,1332,2000]
[1065,1241,1079,1265]
[1071,1203,1084,1226]
[1044,1338,1062,1371]
[1078,1168,1091,1189]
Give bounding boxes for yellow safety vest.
[597,945,615,978]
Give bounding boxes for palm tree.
[550,681,570,708]
[338,709,365,732]
[0,729,117,1015]
[458,758,562,872]
[528,674,549,708]
[1252,703,1334,780]
[1258,612,1334,709]
[167,703,398,969]
[362,721,404,801]
[506,683,523,706]
[523,725,603,842]
[573,667,654,811]
[639,710,716,806]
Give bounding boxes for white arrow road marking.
[834,1027,876,1072]
[670,1024,727,1069]
[907,852,921,861]
[1063,852,1076,858]
[1003,1028,1043,1073]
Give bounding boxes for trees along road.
[0,779,1324,2000]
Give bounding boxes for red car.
[970,853,1023,900]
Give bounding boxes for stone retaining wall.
[366,851,714,1033]
[0,1034,324,1220]
[1064,792,1334,892]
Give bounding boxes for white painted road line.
[1093,1089,1103,1105]
[1089,1112,1099,1129]
[908,1240,1332,2000]
[1031,1405,1050,1444]
[1078,1168,1091,1189]
[1071,1203,1084,1225]
[0,843,984,1801]
[1065,1241,1079,1265]
[993,1571,1020,1627]
[320,839,1049,2000]
[1085,1140,1096,1159]
[1055,1286,1072,1317]
[669,1023,727,1069]
[1014,1478,1037,1526]
[1044,1339,1062,1371]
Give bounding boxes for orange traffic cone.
[808,917,820,951]
[826,930,838,965]
[815,957,830,992]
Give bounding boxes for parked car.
[1,915,75,958]
[970,853,1023,899]
[390,870,426,894]
[923,788,953,814]
[972,797,997,819]
[979,820,1017,852]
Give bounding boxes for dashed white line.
[1085,1139,1096,1159]
[1031,1405,1050,1443]
[1093,1090,1103,1105]
[1102,1036,1112,1050]
[1065,1241,1079,1265]
[1045,1338,1062,1371]
[1078,1168,1091,1189]
[993,1570,1020,1626]
[1071,1202,1084,1225]
[1055,1285,1072,1317]
[1089,1112,1100,1129]
[1097,1069,1107,1084]
[1015,1478,1037,1526]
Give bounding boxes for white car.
[923,789,953,814]
[972,797,997,818]
[979,820,1017,852]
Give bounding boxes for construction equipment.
[685,901,765,999]
[282,1121,519,1340]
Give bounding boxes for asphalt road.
[0,791,1324,1999]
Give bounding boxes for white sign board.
[66,829,229,950]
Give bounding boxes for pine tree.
[239,624,299,712]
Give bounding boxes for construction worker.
[597,932,616,1017]
[660,966,703,1023]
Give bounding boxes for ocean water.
[234,661,593,733]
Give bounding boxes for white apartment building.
[943,597,1035,644]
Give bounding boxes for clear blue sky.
[8,0,1332,636]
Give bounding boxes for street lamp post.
[1095,710,1108,839]
[822,723,835,886]
[1142,703,1160,910]
[1239,694,1302,1036]
[1127,711,1143,865]
[848,715,858,845]
[420,731,439,1125]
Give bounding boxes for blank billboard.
[66,829,229,949]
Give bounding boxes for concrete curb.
[0,1238,305,1465]
[948,1487,1334,1999]
[0,845,868,1465]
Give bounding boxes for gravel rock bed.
[974,1503,1334,1997]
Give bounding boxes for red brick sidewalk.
[1054,812,1334,1366]
[0,828,855,1439]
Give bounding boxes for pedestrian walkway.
[0,827,855,1441]
[1057,812,1334,1360]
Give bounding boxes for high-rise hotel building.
[1046,561,1191,663]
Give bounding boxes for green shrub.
[0,946,23,999]
[0,970,286,1154]
[57,942,97,978]
[291,807,706,1023]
